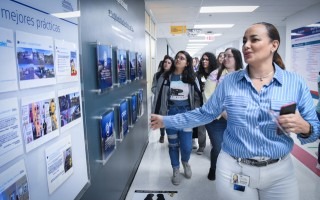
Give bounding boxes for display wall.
[0,0,89,200]
[78,0,148,200]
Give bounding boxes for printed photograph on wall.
[137,88,144,117]
[97,44,113,91]
[130,94,137,125]
[100,109,116,161]
[0,160,29,200]
[21,92,59,152]
[118,99,128,139]
[58,87,82,132]
[117,49,127,85]
[45,135,73,194]
[0,98,23,167]
[129,51,137,81]
[16,31,56,89]
[137,53,143,79]
[54,39,79,83]
[0,27,18,93]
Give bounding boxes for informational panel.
[117,49,127,85]
[0,98,23,167]
[97,44,113,91]
[0,0,88,200]
[0,160,30,200]
[291,22,320,93]
[129,51,137,81]
[100,109,116,161]
[0,27,18,93]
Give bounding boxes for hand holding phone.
[280,103,296,115]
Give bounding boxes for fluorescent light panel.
[187,43,208,46]
[200,6,259,13]
[194,24,234,29]
[197,33,222,37]
[51,11,80,18]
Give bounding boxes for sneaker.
[192,139,197,149]
[172,168,180,185]
[316,163,320,170]
[182,162,192,178]
[207,168,216,181]
[159,136,164,143]
[196,147,204,155]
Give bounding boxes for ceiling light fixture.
[194,24,234,29]
[51,10,80,18]
[200,6,259,13]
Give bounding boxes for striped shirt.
[163,64,320,159]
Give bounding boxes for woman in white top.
[204,47,244,180]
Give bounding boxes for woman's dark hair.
[156,55,174,80]
[254,22,285,69]
[198,52,218,79]
[163,50,196,84]
[217,47,244,81]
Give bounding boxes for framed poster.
[137,88,144,117]
[45,135,73,194]
[16,31,56,89]
[137,53,143,79]
[0,27,18,93]
[130,94,137,126]
[54,39,79,83]
[129,51,137,81]
[117,99,128,140]
[100,109,116,161]
[97,44,113,91]
[58,87,82,132]
[0,160,29,200]
[21,92,59,152]
[0,98,23,167]
[117,49,127,85]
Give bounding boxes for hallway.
[126,130,320,200]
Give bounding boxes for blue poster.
[97,44,113,91]
[117,49,127,85]
[137,53,143,79]
[119,100,128,137]
[129,51,136,81]
[131,94,137,124]
[100,110,115,160]
[138,89,144,117]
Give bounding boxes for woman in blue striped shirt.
[150,22,319,200]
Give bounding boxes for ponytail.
[273,52,285,70]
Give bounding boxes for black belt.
[231,156,286,167]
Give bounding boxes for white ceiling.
[145,0,320,57]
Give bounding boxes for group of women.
[150,22,319,200]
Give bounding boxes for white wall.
[285,3,320,71]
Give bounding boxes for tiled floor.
[125,130,320,200]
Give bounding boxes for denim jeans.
[205,117,227,169]
[317,111,320,164]
[166,105,192,168]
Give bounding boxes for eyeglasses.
[224,55,234,59]
[202,58,209,61]
[175,56,186,61]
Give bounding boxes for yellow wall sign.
[170,26,186,34]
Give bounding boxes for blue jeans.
[166,105,192,168]
[205,117,227,170]
[317,111,320,164]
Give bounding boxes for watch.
[299,123,312,138]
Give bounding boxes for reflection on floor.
[125,130,320,200]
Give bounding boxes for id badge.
[231,173,250,186]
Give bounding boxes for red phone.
[280,103,296,115]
